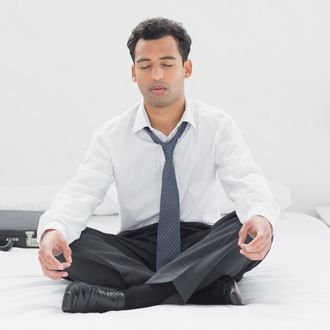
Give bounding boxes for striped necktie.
[144,121,188,271]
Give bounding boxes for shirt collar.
[132,98,197,134]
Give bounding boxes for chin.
[146,96,172,108]
[148,94,183,108]
[151,101,170,108]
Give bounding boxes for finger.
[46,253,66,270]
[240,233,269,253]
[62,244,72,264]
[54,239,72,264]
[238,222,252,246]
[47,270,68,280]
[39,250,70,271]
[241,233,271,254]
[240,243,271,261]
[38,254,71,280]
[240,241,267,254]
[40,262,69,280]
[39,243,64,269]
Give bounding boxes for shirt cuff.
[236,204,280,232]
[37,221,68,245]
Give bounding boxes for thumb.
[62,244,72,263]
[57,238,72,263]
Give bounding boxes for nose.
[151,66,164,81]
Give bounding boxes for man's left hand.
[238,215,273,261]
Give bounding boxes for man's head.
[127,17,192,65]
[127,17,192,108]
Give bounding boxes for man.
[37,17,279,313]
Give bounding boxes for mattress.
[1,212,329,330]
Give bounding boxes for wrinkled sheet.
[1,212,329,330]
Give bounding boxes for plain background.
[0,0,329,216]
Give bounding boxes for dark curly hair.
[127,17,192,65]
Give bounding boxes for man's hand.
[38,229,72,280]
[238,215,273,261]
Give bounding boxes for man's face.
[131,35,192,108]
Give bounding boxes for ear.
[131,64,137,82]
[184,59,192,79]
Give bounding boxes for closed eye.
[140,64,173,70]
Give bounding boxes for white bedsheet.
[1,212,330,329]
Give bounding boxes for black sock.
[187,285,216,304]
[187,276,233,305]
[123,282,177,310]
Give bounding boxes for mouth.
[150,85,167,96]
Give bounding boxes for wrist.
[40,229,57,243]
[257,215,273,235]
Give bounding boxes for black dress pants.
[57,211,271,304]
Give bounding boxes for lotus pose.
[37,17,279,313]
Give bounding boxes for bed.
[1,211,329,330]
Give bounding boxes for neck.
[144,95,185,136]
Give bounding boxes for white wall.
[0,0,329,216]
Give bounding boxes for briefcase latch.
[26,231,38,247]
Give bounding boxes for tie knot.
[144,121,188,160]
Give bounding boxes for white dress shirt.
[37,98,280,245]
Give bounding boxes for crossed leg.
[57,211,270,304]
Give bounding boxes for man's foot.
[187,275,244,305]
[62,281,125,313]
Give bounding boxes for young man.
[37,17,279,313]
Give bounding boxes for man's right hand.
[38,229,72,280]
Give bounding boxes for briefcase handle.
[0,238,15,251]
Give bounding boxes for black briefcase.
[0,210,44,251]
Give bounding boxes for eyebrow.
[136,56,177,64]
